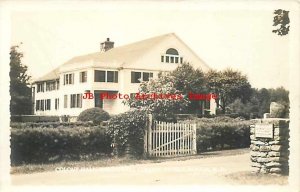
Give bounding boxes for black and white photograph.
[0,0,299,192]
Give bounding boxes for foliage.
[10,44,32,115]
[77,107,110,124]
[227,87,289,118]
[106,109,148,157]
[10,121,95,129]
[170,62,209,114]
[10,126,112,165]
[170,62,208,93]
[187,117,251,152]
[124,75,189,121]
[270,102,286,118]
[206,68,252,114]
[11,115,60,122]
[272,9,290,36]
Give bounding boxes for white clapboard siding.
[147,120,196,157]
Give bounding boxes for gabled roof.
[34,67,59,82]
[34,33,209,82]
[62,33,175,68]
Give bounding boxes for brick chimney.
[100,38,114,52]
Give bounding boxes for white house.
[32,33,217,117]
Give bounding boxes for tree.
[10,44,32,115]
[272,9,290,36]
[206,68,252,114]
[169,62,208,114]
[268,87,289,118]
[124,75,189,121]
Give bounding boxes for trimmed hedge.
[11,115,60,122]
[11,126,112,165]
[77,107,110,124]
[183,116,251,152]
[10,121,95,129]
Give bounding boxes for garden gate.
[144,115,197,157]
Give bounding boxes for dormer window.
[161,48,183,64]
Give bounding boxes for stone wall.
[250,119,289,174]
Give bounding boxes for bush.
[11,115,59,122]
[77,107,110,124]
[183,117,251,152]
[10,121,96,129]
[11,126,112,165]
[107,109,148,157]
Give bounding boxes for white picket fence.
[144,117,197,157]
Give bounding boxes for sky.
[10,1,291,89]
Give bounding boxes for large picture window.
[94,70,118,83]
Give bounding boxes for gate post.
[147,114,153,157]
[192,124,197,155]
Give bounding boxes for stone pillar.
[250,119,289,175]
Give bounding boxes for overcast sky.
[11,1,291,89]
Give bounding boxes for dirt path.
[12,152,253,185]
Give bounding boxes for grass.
[225,171,288,185]
[11,148,250,174]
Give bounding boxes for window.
[56,80,60,90]
[162,48,182,64]
[37,83,44,93]
[55,98,59,110]
[41,100,44,111]
[64,95,68,108]
[95,70,118,83]
[80,71,87,83]
[131,71,141,83]
[45,99,51,110]
[204,100,210,109]
[46,81,56,91]
[131,71,153,83]
[36,100,40,111]
[64,73,74,85]
[107,71,118,83]
[166,48,179,55]
[94,70,106,82]
[143,72,153,81]
[170,57,174,63]
[70,94,82,108]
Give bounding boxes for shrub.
[183,117,251,152]
[10,126,112,165]
[11,115,59,122]
[107,109,148,157]
[10,121,95,129]
[77,107,110,124]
